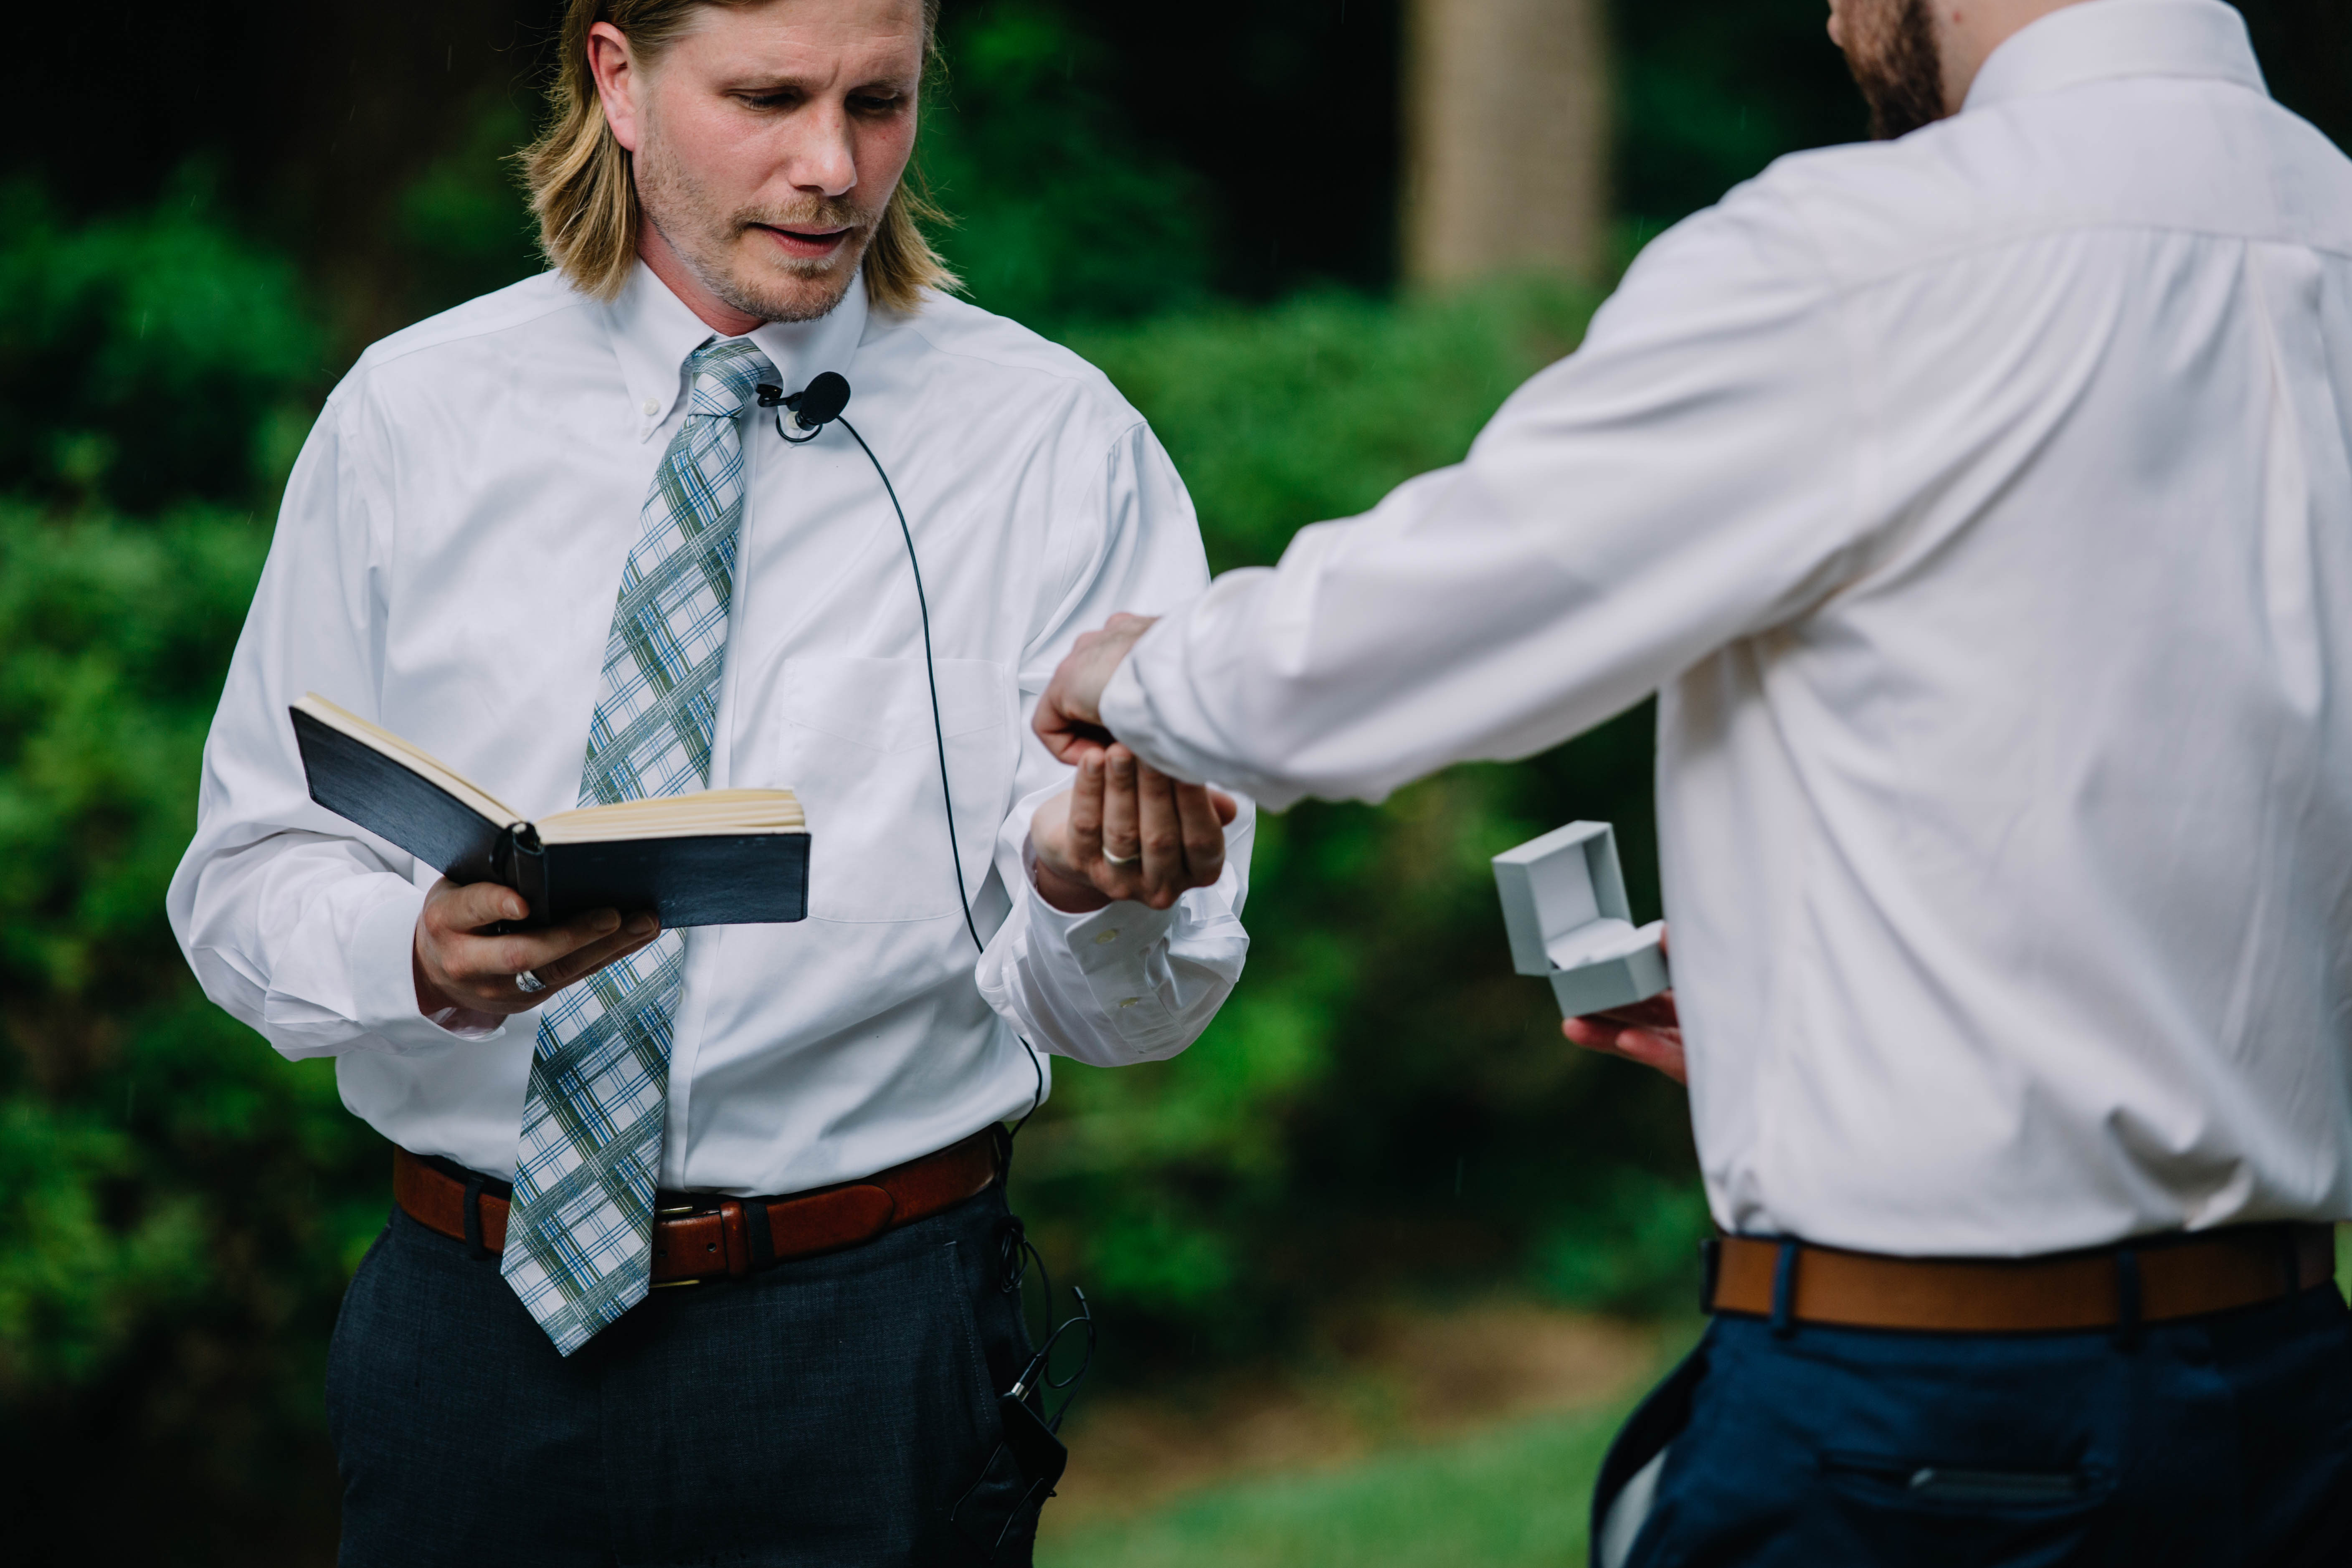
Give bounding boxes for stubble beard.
[634,121,884,325]
[1844,0,1948,142]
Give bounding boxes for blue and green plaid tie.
[502,336,777,1355]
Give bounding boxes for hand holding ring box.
[1492,822,1669,1017]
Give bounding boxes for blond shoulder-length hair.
[520,0,957,314]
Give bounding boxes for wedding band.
[1101,849,1138,867]
[514,969,548,995]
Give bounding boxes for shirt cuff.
[349,879,509,1049]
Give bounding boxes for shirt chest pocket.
[776,655,1018,923]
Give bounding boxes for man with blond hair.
[1041,0,2352,1562]
[169,1,1252,1560]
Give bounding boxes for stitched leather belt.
[393,1127,1001,1285]
[1704,1223,2338,1333]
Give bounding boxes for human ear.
[586,20,645,154]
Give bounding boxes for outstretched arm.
[1033,190,1863,813]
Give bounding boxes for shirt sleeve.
[1097,188,1868,810]
[974,421,1254,1067]
[165,384,510,1060]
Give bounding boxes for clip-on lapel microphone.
[755,370,852,444]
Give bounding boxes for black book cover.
[290,707,808,929]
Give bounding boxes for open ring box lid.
[1492,822,1669,1018]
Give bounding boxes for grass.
[1034,1397,1628,1568]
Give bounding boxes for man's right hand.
[1034,613,1159,763]
[412,878,662,1019]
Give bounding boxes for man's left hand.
[1563,993,1686,1084]
[1031,743,1236,912]
[1034,613,1158,763]
[1561,929,1686,1084]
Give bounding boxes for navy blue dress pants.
[327,1185,1042,1567]
[1594,1280,2352,1566]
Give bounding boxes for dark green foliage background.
[1,1,2341,1558]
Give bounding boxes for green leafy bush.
[0,174,326,514]
[921,2,1219,330]
[0,187,367,1557]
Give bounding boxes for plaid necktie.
[501,337,777,1355]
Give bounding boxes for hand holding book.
[411,877,664,1022]
[290,694,808,929]
[289,694,811,1020]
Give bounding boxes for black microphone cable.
[760,373,1048,1137]
[762,372,1095,1441]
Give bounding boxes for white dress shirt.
[169,263,1252,1196]
[1103,0,2352,1256]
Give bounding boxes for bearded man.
[1037,1,2352,1563]
[167,1,1253,1562]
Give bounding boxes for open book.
[289,694,808,929]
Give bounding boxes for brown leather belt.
[1705,1223,2339,1333]
[393,1127,1002,1285]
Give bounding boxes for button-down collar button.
[1093,929,1120,945]
[1118,997,1141,1009]
[641,397,661,417]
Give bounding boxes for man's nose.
[783,104,858,198]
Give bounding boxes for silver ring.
[514,968,548,995]
[1101,849,1138,867]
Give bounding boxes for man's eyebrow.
[722,66,920,94]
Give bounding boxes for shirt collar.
[606,261,871,443]
[1964,0,2267,115]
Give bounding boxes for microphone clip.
[756,371,852,445]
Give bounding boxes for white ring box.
[1492,822,1669,1017]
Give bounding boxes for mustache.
[732,198,878,235]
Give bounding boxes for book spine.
[495,823,552,927]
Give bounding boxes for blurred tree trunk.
[1400,0,1611,287]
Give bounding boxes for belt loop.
[719,1199,750,1279]
[743,1199,775,1272]
[1698,1236,1723,1315]
[1770,1240,1801,1338]
[2113,1246,2143,1350]
[461,1175,492,1261]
